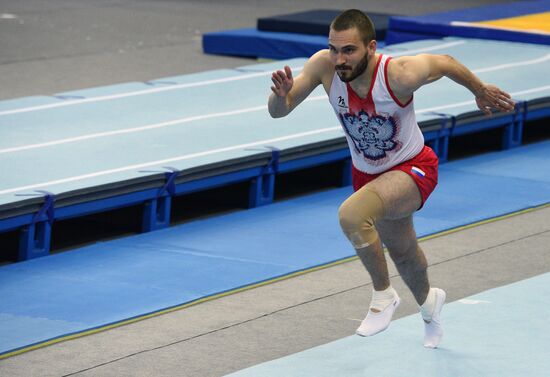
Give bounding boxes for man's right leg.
[338,170,426,337]
[338,187,389,291]
[338,187,400,336]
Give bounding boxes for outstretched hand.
[475,84,515,115]
[271,65,293,97]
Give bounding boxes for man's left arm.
[389,54,515,115]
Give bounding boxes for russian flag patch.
[411,166,426,178]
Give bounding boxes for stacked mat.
[202,9,392,59]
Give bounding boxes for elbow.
[268,107,281,119]
[267,95,290,118]
[440,54,456,70]
[427,54,456,82]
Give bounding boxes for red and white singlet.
[329,54,424,174]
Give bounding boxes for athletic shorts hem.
[351,145,439,208]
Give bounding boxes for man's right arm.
[268,51,327,118]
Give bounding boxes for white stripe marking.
[0,69,299,117]
[4,83,547,195]
[458,299,491,305]
[0,40,466,117]
[387,40,467,56]
[4,40,545,119]
[0,105,270,154]
[3,81,550,155]
[0,96,327,154]
[473,53,550,73]
[417,84,550,114]
[2,41,550,194]
[0,126,341,195]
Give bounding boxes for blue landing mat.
[1,140,550,357]
[202,28,329,59]
[388,0,550,45]
[202,27,386,59]
[227,272,550,377]
[257,10,394,40]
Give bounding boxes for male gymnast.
[268,9,514,348]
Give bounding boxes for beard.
[336,52,370,83]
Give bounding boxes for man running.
[268,9,514,348]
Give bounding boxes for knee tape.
[338,188,384,249]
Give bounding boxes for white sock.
[371,286,397,312]
[420,287,446,348]
[356,286,400,337]
[420,287,436,320]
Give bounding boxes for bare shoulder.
[387,55,424,78]
[387,54,432,95]
[388,54,448,80]
[303,49,335,88]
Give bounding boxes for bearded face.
[329,27,375,83]
[336,50,370,83]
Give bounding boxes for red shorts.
[352,145,439,207]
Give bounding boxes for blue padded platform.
[203,28,331,59]
[257,10,394,40]
[1,140,550,358]
[204,8,396,60]
[388,0,550,45]
[202,27,387,59]
[228,273,550,377]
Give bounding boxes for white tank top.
[329,54,424,174]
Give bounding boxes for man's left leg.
[376,217,429,305]
[376,216,446,348]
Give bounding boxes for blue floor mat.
[1,140,550,357]
[227,272,550,377]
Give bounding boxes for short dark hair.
[330,9,376,45]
